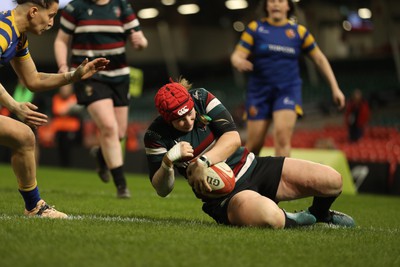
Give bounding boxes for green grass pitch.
[0,164,399,267]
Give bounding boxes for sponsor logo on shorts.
[85,85,93,96]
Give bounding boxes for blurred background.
[1,0,400,194]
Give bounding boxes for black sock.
[283,210,298,228]
[110,166,127,189]
[308,196,337,222]
[97,147,107,168]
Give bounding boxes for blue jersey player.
[0,0,109,218]
[144,77,355,229]
[231,0,345,156]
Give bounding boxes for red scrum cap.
[155,80,194,123]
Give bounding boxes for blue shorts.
[245,82,303,120]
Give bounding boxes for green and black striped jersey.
[144,88,257,199]
[59,0,141,83]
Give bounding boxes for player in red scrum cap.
[144,77,355,229]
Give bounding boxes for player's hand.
[165,141,194,163]
[129,30,148,50]
[231,50,253,72]
[15,102,48,129]
[73,58,110,81]
[234,58,253,72]
[186,160,212,195]
[332,89,345,110]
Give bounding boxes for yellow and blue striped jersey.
[0,10,30,67]
[236,18,317,86]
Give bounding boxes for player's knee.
[228,192,285,229]
[99,123,118,138]
[260,208,285,229]
[18,126,36,150]
[325,167,343,195]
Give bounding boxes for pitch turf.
[0,164,399,267]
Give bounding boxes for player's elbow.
[229,131,242,150]
[155,187,172,198]
[152,181,173,197]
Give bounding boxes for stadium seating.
[264,125,400,190]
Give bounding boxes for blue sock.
[19,187,41,211]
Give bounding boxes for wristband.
[198,155,211,168]
[166,143,182,162]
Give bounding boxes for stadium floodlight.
[358,8,372,19]
[225,0,248,10]
[161,0,176,6]
[138,8,159,19]
[177,4,200,15]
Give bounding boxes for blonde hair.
[175,76,192,90]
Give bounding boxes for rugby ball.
[205,162,236,196]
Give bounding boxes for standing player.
[0,0,109,218]
[144,77,355,229]
[54,0,148,198]
[231,0,345,156]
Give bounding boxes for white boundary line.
[0,214,153,223]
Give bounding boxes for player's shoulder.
[0,10,12,24]
[288,20,308,32]
[247,19,262,31]
[144,117,168,141]
[190,87,216,105]
[190,87,208,99]
[64,0,89,11]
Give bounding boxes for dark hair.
[263,0,295,19]
[15,0,59,9]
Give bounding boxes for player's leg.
[227,190,315,229]
[272,110,297,157]
[245,119,271,156]
[0,116,67,218]
[114,106,128,158]
[276,157,355,227]
[113,106,130,198]
[88,99,130,198]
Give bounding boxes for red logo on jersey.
[285,29,296,39]
[113,7,121,18]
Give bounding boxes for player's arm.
[54,30,72,73]
[230,48,253,73]
[10,56,109,92]
[308,48,345,109]
[0,83,48,128]
[150,142,194,197]
[187,100,241,195]
[128,29,148,50]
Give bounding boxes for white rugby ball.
[205,162,236,196]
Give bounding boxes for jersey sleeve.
[59,2,78,34]
[121,0,141,33]
[235,20,258,54]
[0,16,30,63]
[297,24,317,54]
[196,89,238,137]
[15,33,30,61]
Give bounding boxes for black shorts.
[202,156,285,225]
[74,79,130,107]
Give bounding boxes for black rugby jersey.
[59,0,141,83]
[144,88,257,197]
